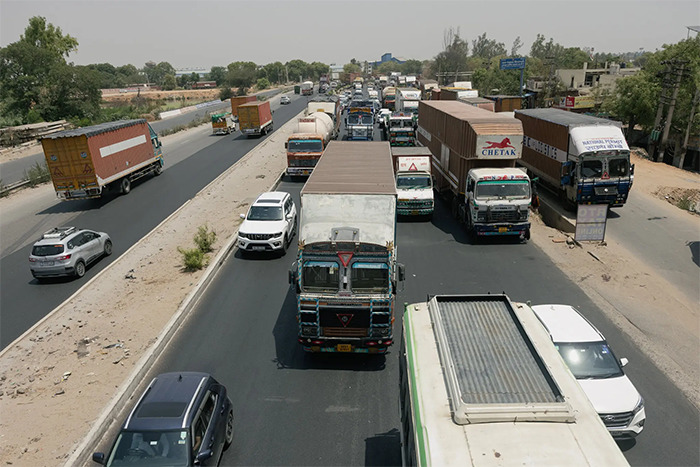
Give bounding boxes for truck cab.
[462,168,532,240]
[386,112,416,146]
[393,149,434,218]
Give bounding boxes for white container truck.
[395,88,421,115]
[400,294,630,467]
[289,141,404,354]
[515,108,633,208]
[391,147,434,218]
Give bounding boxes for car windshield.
[32,244,64,256]
[608,157,630,177]
[302,261,339,292]
[555,342,624,379]
[397,174,430,189]
[106,430,189,466]
[475,180,530,199]
[351,262,389,292]
[288,140,323,153]
[247,205,283,221]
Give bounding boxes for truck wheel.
[74,260,86,278]
[153,162,163,176]
[120,177,131,194]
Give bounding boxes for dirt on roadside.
[0,137,698,466]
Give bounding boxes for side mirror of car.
[239,214,246,220]
[619,357,629,367]
[398,263,406,282]
[195,449,213,464]
[92,452,106,465]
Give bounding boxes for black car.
[93,372,234,466]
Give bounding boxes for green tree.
[431,27,469,83]
[189,72,200,84]
[209,66,227,85]
[162,74,177,90]
[343,62,361,74]
[376,61,402,74]
[256,77,270,89]
[226,61,257,93]
[0,16,100,123]
[402,59,423,75]
[285,59,309,81]
[511,36,524,56]
[471,33,506,60]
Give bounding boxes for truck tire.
[153,162,163,176]
[120,177,131,194]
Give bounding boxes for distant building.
[371,53,406,68]
[175,68,209,78]
[556,62,640,93]
[329,64,344,81]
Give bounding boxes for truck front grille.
[323,327,368,337]
[398,200,433,209]
[594,185,619,196]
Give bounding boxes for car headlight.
[274,232,283,238]
[632,396,644,414]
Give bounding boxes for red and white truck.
[238,101,273,137]
[285,112,334,177]
[41,119,164,200]
[418,101,532,240]
[391,146,434,218]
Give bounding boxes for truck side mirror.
[398,263,406,282]
[630,164,635,175]
[284,141,288,149]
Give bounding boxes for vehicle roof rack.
[42,226,77,240]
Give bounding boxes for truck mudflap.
[475,222,531,236]
[299,338,391,354]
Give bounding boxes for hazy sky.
[1,0,698,70]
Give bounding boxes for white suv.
[532,304,646,439]
[238,192,297,256]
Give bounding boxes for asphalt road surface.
[99,108,699,466]
[0,92,307,348]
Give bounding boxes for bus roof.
[402,294,629,466]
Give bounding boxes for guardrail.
[0,179,32,197]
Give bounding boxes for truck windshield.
[288,140,323,153]
[397,174,431,189]
[608,157,630,177]
[390,119,412,128]
[475,180,530,199]
[580,158,604,178]
[555,342,623,379]
[351,262,389,293]
[302,261,339,292]
[348,115,372,125]
[247,206,283,221]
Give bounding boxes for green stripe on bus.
[404,305,429,466]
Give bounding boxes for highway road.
[0,88,288,186]
[0,90,306,348]
[93,109,699,466]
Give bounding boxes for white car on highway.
[238,192,297,256]
[532,304,646,439]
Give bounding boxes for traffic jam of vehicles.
[27,75,642,466]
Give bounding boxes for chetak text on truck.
[392,146,434,218]
[418,101,532,241]
[285,112,334,177]
[289,141,405,354]
[41,119,164,200]
[515,108,633,209]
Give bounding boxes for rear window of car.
[32,244,64,256]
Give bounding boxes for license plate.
[336,344,352,352]
[252,246,265,251]
[498,227,508,233]
[41,261,55,267]
[411,210,419,215]
[302,170,309,175]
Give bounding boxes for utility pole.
[650,60,687,162]
[678,87,700,169]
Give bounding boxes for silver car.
[29,227,112,280]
